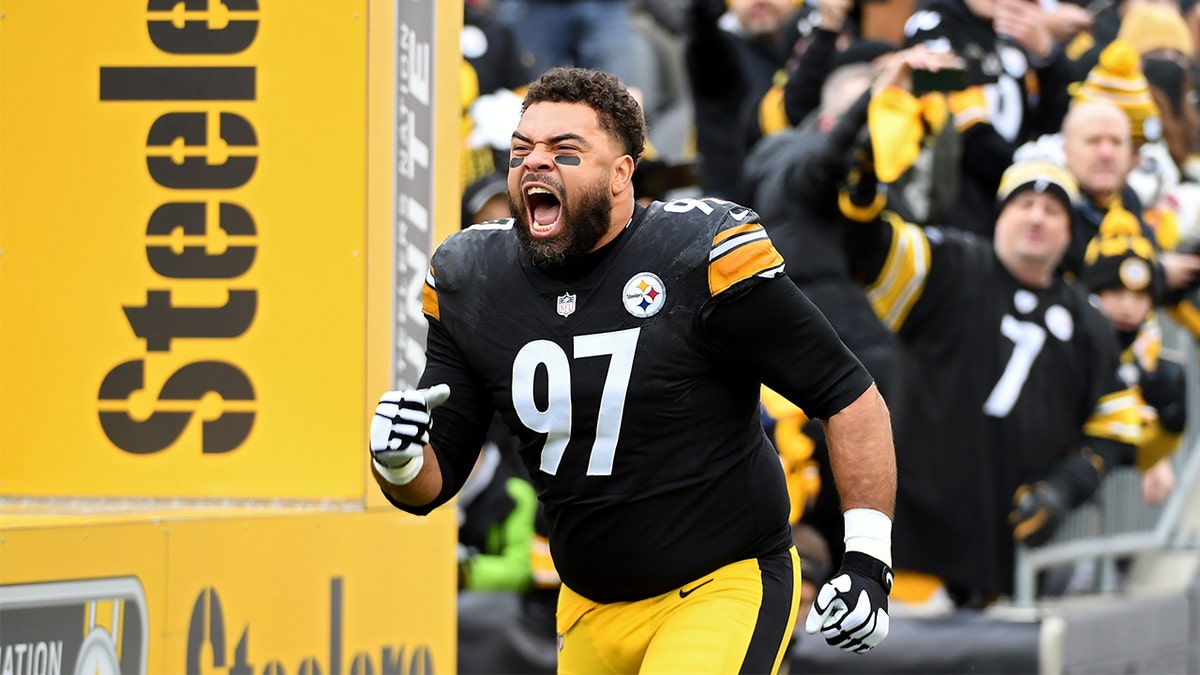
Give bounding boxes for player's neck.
[592,198,636,252]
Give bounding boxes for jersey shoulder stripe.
[866,213,931,331]
[422,266,440,321]
[709,221,785,296]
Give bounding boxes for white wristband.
[373,453,424,486]
[843,508,893,567]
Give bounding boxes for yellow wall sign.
[0,508,458,674]
[1,2,370,498]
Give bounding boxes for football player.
[370,67,897,673]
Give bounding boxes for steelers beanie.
[1081,208,1165,302]
[1117,4,1195,60]
[1073,39,1162,144]
[996,159,1080,212]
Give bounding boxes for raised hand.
[1010,481,1068,546]
[369,384,451,485]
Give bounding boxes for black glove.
[1140,361,1187,434]
[838,131,887,223]
[1009,481,1069,546]
[804,551,893,653]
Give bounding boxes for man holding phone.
[901,0,1077,234]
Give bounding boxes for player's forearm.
[373,444,444,509]
[822,383,896,517]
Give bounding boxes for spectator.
[1041,0,1095,53]
[491,0,638,84]
[1117,3,1200,237]
[1117,1,1197,70]
[461,171,511,230]
[746,0,861,143]
[1058,98,1200,289]
[370,67,898,671]
[462,2,532,191]
[902,0,1076,234]
[1079,210,1185,506]
[744,60,907,563]
[1063,42,1168,253]
[457,470,562,674]
[685,0,800,201]
[464,1,534,97]
[1060,0,1129,78]
[456,438,538,592]
[626,1,694,148]
[1062,0,1189,78]
[1050,92,1200,351]
[783,32,895,131]
[830,47,1142,610]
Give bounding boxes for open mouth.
[525,185,562,236]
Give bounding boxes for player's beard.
[509,176,612,274]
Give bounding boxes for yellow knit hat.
[1117,4,1195,59]
[1073,39,1162,144]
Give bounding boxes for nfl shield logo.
[557,292,577,317]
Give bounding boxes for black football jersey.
[861,216,1140,595]
[415,199,868,602]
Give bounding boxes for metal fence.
[1012,317,1200,606]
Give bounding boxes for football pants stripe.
[740,548,799,674]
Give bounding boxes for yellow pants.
[556,547,800,674]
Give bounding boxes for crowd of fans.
[453,0,1200,669]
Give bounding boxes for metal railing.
[1012,317,1200,606]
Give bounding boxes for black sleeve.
[783,27,841,126]
[1142,359,1188,434]
[782,90,871,217]
[1027,48,1074,138]
[685,0,742,97]
[843,217,894,289]
[702,275,874,419]
[1043,445,1109,508]
[958,122,1013,201]
[385,317,495,516]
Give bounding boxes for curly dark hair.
[522,67,646,165]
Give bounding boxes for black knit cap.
[460,171,509,230]
[995,159,1080,212]
[1080,208,1166,303]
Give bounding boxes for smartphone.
[911,67,971,96]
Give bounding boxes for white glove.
[804,508,893,653]
[369,384,450,485]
